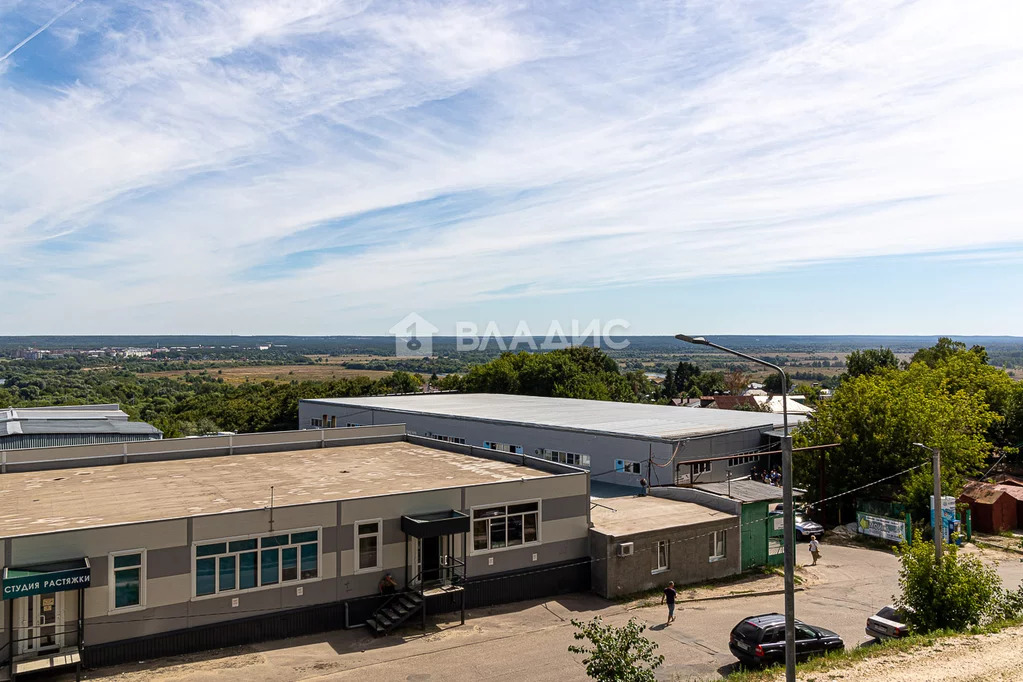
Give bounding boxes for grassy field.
[140,365,395,384]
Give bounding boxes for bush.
[568,616,663,682]
[895,540,1001,631]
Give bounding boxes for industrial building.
[0,404,162,451]
[0,425,589,678]
[299,394,798,488]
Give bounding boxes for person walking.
[661,581,677,625]
[809,535,821,566]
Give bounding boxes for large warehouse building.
[299,394,797,488]
[0,426,589,678]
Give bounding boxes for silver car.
[866,605,911,640]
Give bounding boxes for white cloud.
[1,0,1022,333]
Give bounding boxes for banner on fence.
[856,511,906,543]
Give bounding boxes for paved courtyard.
[61,543,1023,682]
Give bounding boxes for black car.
[729,613,844,666]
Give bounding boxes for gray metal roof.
[0,404,162,438]
[693,480,804,503]
[304,393,799,441]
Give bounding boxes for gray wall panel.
[148,546,191,580]
[543,494,590,522]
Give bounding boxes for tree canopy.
[845,347,899,379]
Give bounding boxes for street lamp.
[913,442,943,564]
[675,334,796,682]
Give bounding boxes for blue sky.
[2,1,1022,335]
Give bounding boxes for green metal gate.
[740,501,770,570]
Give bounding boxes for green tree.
[895,540,1001,632]
[694,371,725,396]
[674,361,701,396]
[568,617,664,682]
[911,337,988,368]
[845,347,899,379]
[794,363,997,519]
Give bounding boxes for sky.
[2,0,1023,336]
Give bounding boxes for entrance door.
[14,592,63,655]
[421,537,441,583]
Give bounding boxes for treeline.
[0,365,423,438]
[431,346,658,402]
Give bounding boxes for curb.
[627,586,805,610]
[685,586,806,603]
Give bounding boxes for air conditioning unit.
[617,542,634,557]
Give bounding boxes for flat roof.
[1,404,161,437]
[0,441,553,538]
[304,394,791,441]
[693,480,802,503]
[590,495,733,535]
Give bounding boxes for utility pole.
[914,443,943,564]
[676,334,796,682]
[932,447,942,564]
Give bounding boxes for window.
[193,529,319,598]
[710,530,726,561]
[310,418,322,427]
[355,520,382,573]
[615,459,642,474]
[538,449,591,469]
[472,501,540,553]
[653,540,669,574]
[484,441,523,454]
[429,433,466,444]
[692,462,711,474]
[727,455,759,468]
[109,550,146,612]
[347,422,363,427]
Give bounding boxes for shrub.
[895,540,1001,631]
[568,616,664,682]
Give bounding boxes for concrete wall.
[590,516,741,599]
[299,402,769,486]
[0,425,406,473]
[3,471,590,648]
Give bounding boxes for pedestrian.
[378,572,398,595]
[639,477,648,496]
[809,535,821,566]
[660,580,677,625]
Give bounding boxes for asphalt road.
[74,543,1023,682]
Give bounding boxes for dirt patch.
[811,626,1023,682]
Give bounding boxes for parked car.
[768,509,824,540]
[729,613,844,667]
[866,605,912,640]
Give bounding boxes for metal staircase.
[365,591,424,636]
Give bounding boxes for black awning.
[401,510,470,539]
[3,557,91,600]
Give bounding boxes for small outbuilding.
[589,495,740,599]
[959,481,1018,533]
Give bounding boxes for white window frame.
[354,519,383,574]
[652,540,669,574]
[484,441,523,454]
[469,499,542,556]
[108,548,147,614]
[310,418,322,427]
[429,433,466,444]
[190,526,322,601]
[538,448,591,469]
[727,455,759,468]
[615,459,642,474]
[693,462,711,474]
[710,530,726,562]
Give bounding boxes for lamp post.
[675,335,796,682]
[913,442,943,564]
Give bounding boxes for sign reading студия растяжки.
[2,564,91,600]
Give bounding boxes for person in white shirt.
[809,536,821,566]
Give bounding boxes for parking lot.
[65,543,1023,681]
